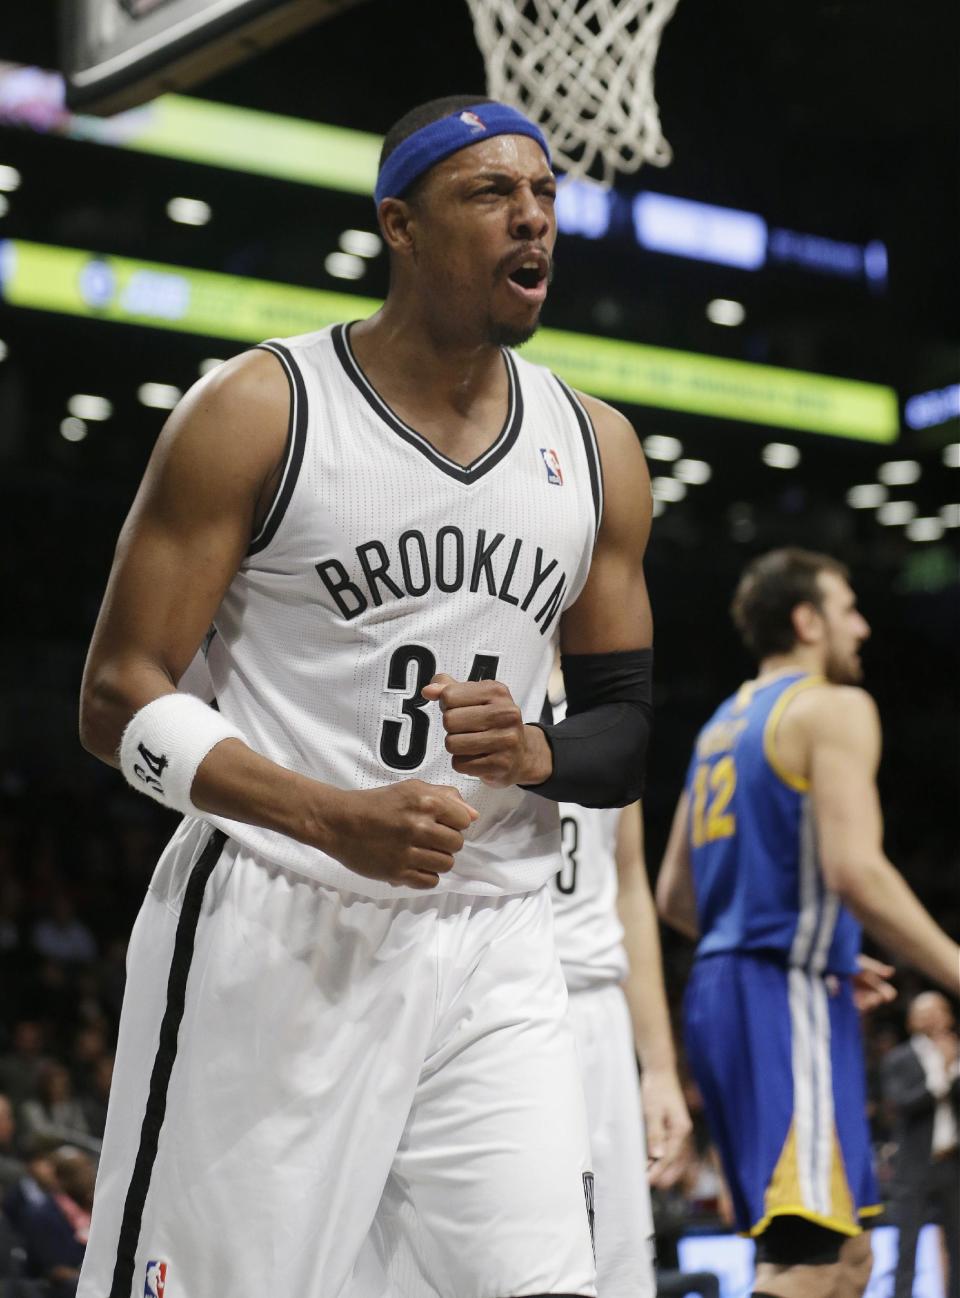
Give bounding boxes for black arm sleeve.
[522,648,652,808]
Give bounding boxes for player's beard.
[488,315,542,348]
[824,635,864,685]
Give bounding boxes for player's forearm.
[837,855,960,995]
[654,871,700,940]
[619,892,679,1072]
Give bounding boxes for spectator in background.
[79,1056,112,1142]
[882,992,959,1298]
[31,894,97,966]
[0,1092,25,1195]
[18,1062,99,1157]
[0,1020,48,1107]
[3,1143,89,1298]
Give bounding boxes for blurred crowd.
[0,773,955,1294]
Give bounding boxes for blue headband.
[374,103,552,207]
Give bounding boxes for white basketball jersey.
[549,700,629,991]
[203,323,603,899]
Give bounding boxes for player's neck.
[756,649,823,682]
[351,303,506,417]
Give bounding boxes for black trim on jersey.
[554,377,604,545]
[248,342,308,555]
[332,322,524,484]
[108,829,226,1298]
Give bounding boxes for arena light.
[878,459,921,486]
[167,196,212,226]
[939,504,960,529]
[325,252,366,281]
[338,230,382,259]
[905,517,944,543]
[643,435,683,461]
[199,357,225,376]
[943,444,960,468]
[904,383,960,431]
[0,338,7,361]
[0,240,901,441]
[706,299,745,327]
[0,165,21,192]
[556,179,613,240]
[138,382,181,409]
[877,500,917,526]
[673,458,712,485]
[60,415,88,442]
[651,476,687,502]
[0,195,8,218]
[632,193,767,270]
[762,443,801,469]
[846,484,887,509]
[67,393,112,420]
[651,498,666,518]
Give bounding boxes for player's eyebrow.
[471,169,556,187]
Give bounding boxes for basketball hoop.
[464,0,680,187]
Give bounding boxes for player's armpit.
[80,349,290,764]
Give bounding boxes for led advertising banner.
[0,240,899,442]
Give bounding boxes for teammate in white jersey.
[549,677,690,1298]
[76,96,656,1298]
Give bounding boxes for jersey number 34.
[379,645,500,771]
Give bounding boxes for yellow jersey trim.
[762,674,826,793]
[745,1205,863,1239]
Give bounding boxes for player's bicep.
[560,398,653,653]
[808,693,884,891]
[84,352,288,698]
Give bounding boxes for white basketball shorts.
[566,984,655,1298]
[78,819,597,1298]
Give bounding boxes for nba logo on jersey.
[540,447,564,485]
[144,1260,167,1297]
[458,110,486,132]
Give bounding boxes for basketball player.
[656,547,960,1298]
[548,666,690,1297]
[76,96,655,1298]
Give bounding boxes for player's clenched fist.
[422,673,553,789]
[324,779,478,890]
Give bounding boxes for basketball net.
[464,0,680,187]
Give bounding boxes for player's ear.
[791,600,822,646]
[378,197,417,258]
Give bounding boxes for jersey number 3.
[691,755,737,846]
[379,645,500,771]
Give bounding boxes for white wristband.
[119,693,246,815]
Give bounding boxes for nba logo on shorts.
[540,447,564,485]
[459,110,486,132]
[144,1260,167,1297]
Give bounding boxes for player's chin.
[488,308,543,349]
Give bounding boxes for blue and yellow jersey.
[684,671,860,974]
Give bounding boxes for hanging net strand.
[464,0,680,186]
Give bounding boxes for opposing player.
[547,666,690,1297]
[656,547,960,1298]
[77,96,654,1298]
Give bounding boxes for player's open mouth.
[504,254,550,304]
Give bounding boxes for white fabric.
[204,325,601,899]
[118,692,244,815]
[78,821,597,1298]
[552,801,628,991]
[911,1033,960,1155]
[568,983,655,1298]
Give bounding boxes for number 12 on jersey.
[691,755,737,847]
[379,645,500,771]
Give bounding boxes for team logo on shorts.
[540,447,564,485]
[582,1171,596,1258]
[459,110,486,133]
[144,1260,167,1297]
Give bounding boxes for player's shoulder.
[791,681,880,737]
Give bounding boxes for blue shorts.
[684,952,880,1237]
